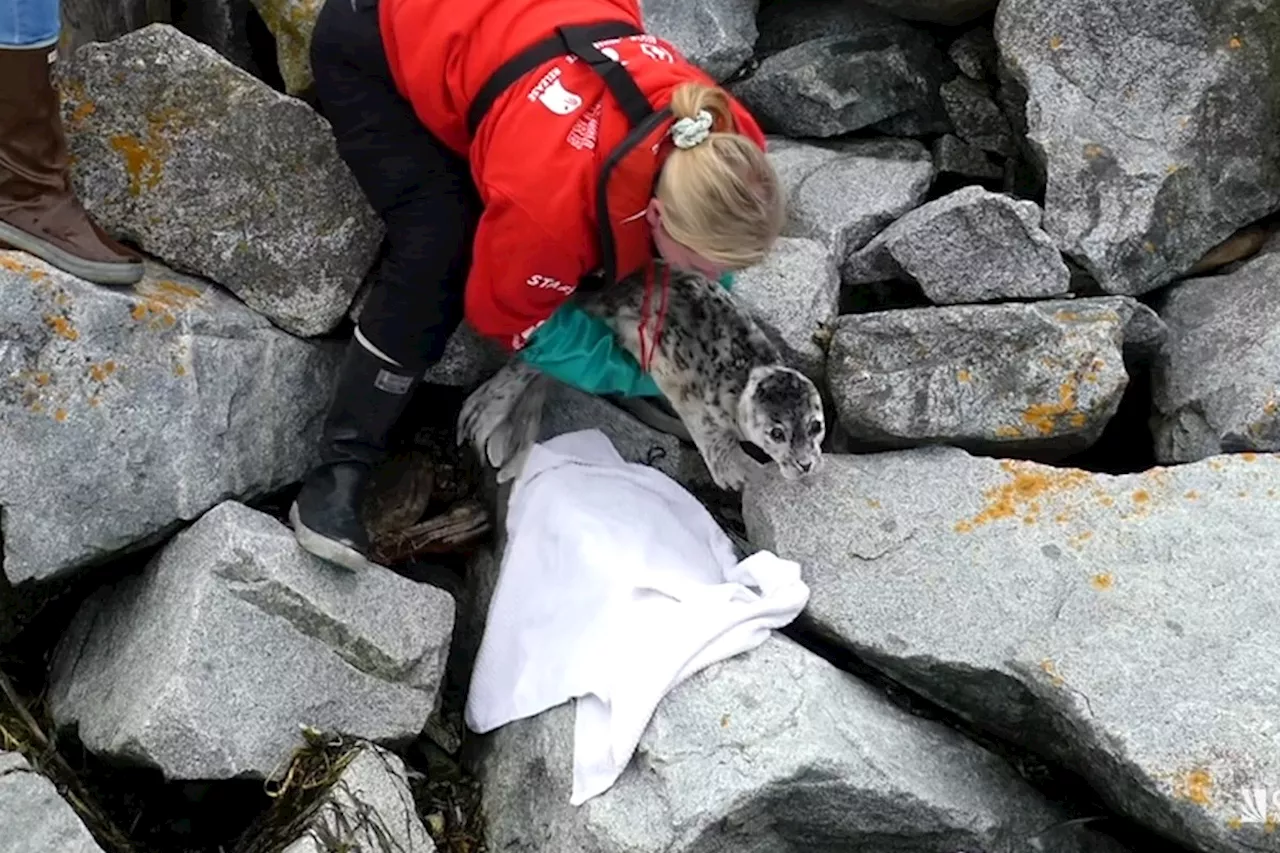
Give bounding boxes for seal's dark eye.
[808,419,823,436]
[769,426,786,443]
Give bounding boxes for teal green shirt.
[518,272,735,398]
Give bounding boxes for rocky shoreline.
[2,0,1279,851]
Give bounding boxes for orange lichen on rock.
[1172,768,1214,806]
[87,360,117,383]
[1090,572,1113,590]
[43,314,78,341]
[995,425,1022,438]
[1185,490,1200,500]
[954,460,1092,532]
[53,407,68,422]
[1040,659,1065,687]
[956,369,971,383]
[110,134,164,196]
[1132,489,1150,504]
[1023,376,1082,436]
[1242,452,1258,462]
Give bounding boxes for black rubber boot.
[290,334,421,571]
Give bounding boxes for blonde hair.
[655,83,785,270]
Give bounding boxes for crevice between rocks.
[778,613,1200,853]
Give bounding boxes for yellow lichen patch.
[1208,459,1226,471]
[1084,143,1105,159]
[1069,413,1087,428]
[865,499,881,509]
[174,363,187,377]
[53,408,68,423]
[1185,490,1200,500]
[1172,768,1214,806]
[954,460,1092,531]
[0,255,30,274]
[995,425,1023,438]
[1132,489,1150,505]
[1228,35,1242,49]
[1054,310,1080,322]
[1098,494,1115,508]
[1227,816,1243,830]
[1049,35,1064,50]
[1040,659,1065,687]
[1090,572,1113,590]
[86,360,117,383]
[69,99,96,126]
[1242,452,1258,462]
[957,369,972,383]
[1023,378,1080,436]
[110,134,165,197]
[1068,531,1093,551]
[43,314,79,341]
[1054,511,1072,524]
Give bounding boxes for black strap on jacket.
[466,21,648,136]
[466,21,673,289]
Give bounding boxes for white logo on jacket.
[526,274,574,295]
[527,67,583,116]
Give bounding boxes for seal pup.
[458,262,826,490]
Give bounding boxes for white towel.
[464,429,810,805]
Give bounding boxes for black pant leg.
[310,0,482,372]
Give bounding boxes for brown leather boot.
[0,47,143,285]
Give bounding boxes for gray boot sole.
[289,501,378,573]
[0,220,143,285]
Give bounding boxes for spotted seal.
[459,263,826,490]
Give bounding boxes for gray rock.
[734,4,951,139]
[828,297,1162,455]
[538,384,712,491]
[48,500,455,780]
[0,251,340,586]
[57,0,158,55]
[948,26,999,81]
[478,633,1133,853]
[174,0,260,74]
[844,185,1072,303]
[0,752,105,853]
[743,446,1280,853]
[932,133,1004,181]
[1151,248,1280,463]
[995,0,1280,296]
[940,75,1018,157]
[280,744,436,853]
[769,137,935,261]
[249,0,319,95]
[864,0,997,25]
[60,24,382,337]
[422,326,505,388]
[754,0,923,57]
[732,237,839,382]
[641,0,758,81]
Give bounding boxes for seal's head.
[738,365,825,479]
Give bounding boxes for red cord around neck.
[638,261,671,373]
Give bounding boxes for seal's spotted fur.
[458,264,826,490]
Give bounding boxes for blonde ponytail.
[657,83,785,270]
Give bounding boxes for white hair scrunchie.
[671,109,714,149]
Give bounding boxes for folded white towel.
[465,429,810,805]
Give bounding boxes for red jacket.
[378,0,767,351]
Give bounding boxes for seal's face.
[740,366,825,479]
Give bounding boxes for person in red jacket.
[292,0,785,571]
